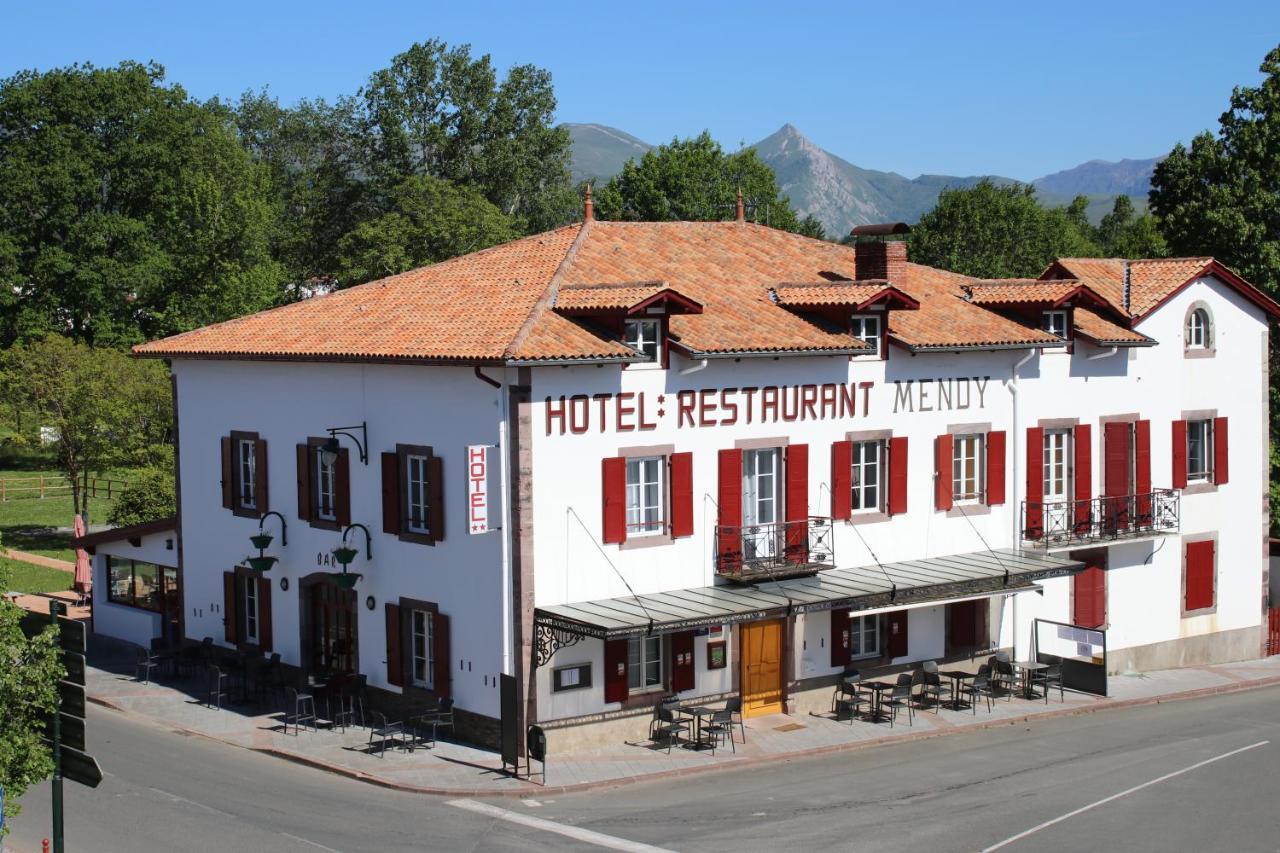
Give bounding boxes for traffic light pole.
[49,600,64,853]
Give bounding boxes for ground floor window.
[411,608,434,689]
[107,556,171,612]
[628,634,663,691]
[850,614,879,658]
[242,574,259,644]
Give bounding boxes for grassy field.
[0,468,124,562]
[1,555,74,594]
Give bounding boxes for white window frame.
[850,314,881,354]
[625,455,665,536]
[624,319,662,363]
[315,447,337,521]
[1187,419,1214,482]
[849,613,879,659]
[406,454,430,534]
[952,434,985,504]
[743,448,780,526]
[1042,310,1068,340]
[411,608,434,689]
[238,439,257,510]
[627,634,663,693]
[851,439,884,513]
[1042,429,1071,501]
[1187,308,1211,350]
[242,574,259,644]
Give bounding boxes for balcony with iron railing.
[1022,489,1180,549]
[714,517,835,582]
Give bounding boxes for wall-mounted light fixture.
[322,421,368,466]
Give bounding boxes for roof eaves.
[890,336,1069,354]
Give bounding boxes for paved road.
[10,686,1280,852]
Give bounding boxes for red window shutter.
[601,457,627,544]
[1172,420,1188,489]
[381,452,401,535]
[1213,416,1229,485]
[335,448,352,528]
[887,610,909,658]
[669,452,694,538]
[385,604,404,687]
[433,612,451,698]
[223,571,238,644]
[671,631,695,692]
[986,430,1006,506]
[934,434,953,511]
[1135,420,1152,523]
[255,438,269,515]
[1103,422,1131,498]
[830,607,851,667]
[1073,424,1092,534]
[888,436,908,515]
[604,638,629,703]
[1025,427,1044,539]
[785,444,809,562]
[296,444,312,521]
[257,576,273,652]
[717,449,743,572]
[221,437,234,509]
[425,455,445,542]
[1073,564,1105,628]
[830,441,852,521]
[1185,540,1215,611]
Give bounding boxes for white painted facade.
[90,527,178,649]
[156,270,1269,738]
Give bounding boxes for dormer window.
[1042,310,1068,340]
[624,319,661,362]
[850,314,881,353]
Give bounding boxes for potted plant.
[250,532,274,550]
[246,555,278,573]
[332,545,359,567]
[332,571,361,589]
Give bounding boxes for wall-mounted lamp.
[322,421,368,466]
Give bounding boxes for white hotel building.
[123,206,1276,748]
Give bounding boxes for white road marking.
[448,798,677,852]
[983,740,1270,851]
[278,831,342,852]
[521,798,543,807]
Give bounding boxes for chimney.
[736,187,745,223]
[583,184,594,222]
[849,223,911,282]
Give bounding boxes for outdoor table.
[939,670,976,710]
[860,681,895,723]
[679,706,716,749]
[1012,661,1048,699]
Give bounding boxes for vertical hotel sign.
[467,445,492,534]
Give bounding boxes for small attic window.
[1042,310,1068,340]
[624,319,661,362]
[851,314,881,353]
[1186,307,1212,350]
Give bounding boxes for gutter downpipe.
[1006,347,1036,659]
[1087,345,1120,361]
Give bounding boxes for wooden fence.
[0,475,130,502]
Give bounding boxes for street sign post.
[44,714,85,754]
[58,748,102,790]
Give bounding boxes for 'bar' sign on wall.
[467,445,492,535]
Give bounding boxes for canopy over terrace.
[533,549,1083,665]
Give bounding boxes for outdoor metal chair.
[135,645,160,684]
[991,654,1016,700]
[284,685,316,735]
[1032,663,1064,703]
[652,707,689,753]
[882,673,915,727]
[368,711,409,757]
[832,681,865,724]
[966,665,996,714]
[429,697,455,741]
[206,664,230,710]
[922,669,944,712]
[832,669,861,714]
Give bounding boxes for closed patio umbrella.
[73,513,92,598]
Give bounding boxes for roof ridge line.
[505,220,594,359]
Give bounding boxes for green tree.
[107,466,176,527]
[335,175,518,286]
[593,132,821,236]
[1150,45,1280,291]
[909,181,1099,278]
[0,62,284,346]
[0,554,63,838]
[0,336,172,520]
[1095,195,1167,258]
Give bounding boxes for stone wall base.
[1107,625,1266,674]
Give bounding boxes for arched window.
[1186,306,1212,351]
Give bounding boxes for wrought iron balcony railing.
[715,516,835,581]
[1022,489,1180,548]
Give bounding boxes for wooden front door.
[306,581,358,674]
[740,619,784,717]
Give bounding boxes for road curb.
[86,671,1280,798]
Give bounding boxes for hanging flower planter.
[332,546,360,567]
[246,555,278,574]
[331,571,361,589]
[250,533,274,551]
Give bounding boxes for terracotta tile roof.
[889,265,1065,351]
[554,282,667,311]
[1073,308,1154,346]
[964,279,1085,306]
[1045,258,1128,311]
[772,282,891,307]
[1126,257,1214,317]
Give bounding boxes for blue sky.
[4,1,1277,180]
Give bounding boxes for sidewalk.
[83,636,1280,796]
